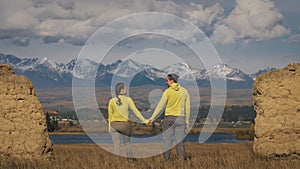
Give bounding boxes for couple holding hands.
[108,74,190,160]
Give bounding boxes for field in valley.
[36,86,253,111]
[1,142,299,169]
[7,86,277,169]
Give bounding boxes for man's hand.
[144,119,149,125]
[148,120,153,126]
[144,119,153,126]
[185,123,189,133]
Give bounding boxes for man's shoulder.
[180,87,189,95]
[179,85,187,91]
[163,87,171,92]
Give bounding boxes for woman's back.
[108,95,131,122]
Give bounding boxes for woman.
[108,82,148,157]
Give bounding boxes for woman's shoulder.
[110,95,131,100]
[108,98,115,103]
[112,95,132,101]
[109,97,119,102]
[121,95,132,100]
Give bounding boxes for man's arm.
[149,92,167,121]
[185,91,191,128]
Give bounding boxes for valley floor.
[1,142,299,169]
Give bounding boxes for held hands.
[148,119,153,126]
[143,119,153,126]
[144,119,149,125]
[185,123,189,134]
[143,109,154,126]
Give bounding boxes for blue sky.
[0,0,299,73]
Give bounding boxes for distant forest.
[197,105,256,123]
[52,105,256,124]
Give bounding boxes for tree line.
[46,105,256,131]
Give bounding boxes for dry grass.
[1,142,299,169]
[35,87,253,110]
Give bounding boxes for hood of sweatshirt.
[170,83,180,91]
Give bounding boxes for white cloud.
[211,0,290,44]
[186,3,225,35]
[211,24,237,44]
[0,1,39,46]
[0,0,292,46]
[0,0,184,46]
[287,34,300,43]
[39,19,95,45]
[57,0,76,10]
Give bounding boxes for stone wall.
[253,63,300,158]
[0,64,53,159]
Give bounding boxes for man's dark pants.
[162,116,186,160]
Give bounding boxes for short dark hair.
[167,74,179,83]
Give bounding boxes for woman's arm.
[108,99,114,132]
[128,97,146,123]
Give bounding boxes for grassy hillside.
[1,143,299,169]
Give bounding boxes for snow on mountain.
[0,52,262,88]
[164,62,192,75]
[0,53,22,65]
[193,69,209,80]
[71,58,100,79]
[108,59,147,77]
[249,67,276,80]
[66,58,77,71]
[108,59,144,77]
[209,63,252,81]
[15,58,39,69]
[0,53,66,73]
[163,63,252,82]
[164,63,198,81]
[29,57,66,73]
[106,60,122,72]
[141,67,166,81]
[0,53,74,88]
[106,59,166,80]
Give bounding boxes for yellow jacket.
[150,83,190,124]
[108,95,146,129]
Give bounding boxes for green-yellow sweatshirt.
[150,83,190,124]
[108,95,146,130]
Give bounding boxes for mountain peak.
[249,67,277,80]
[212,63,234,75]
[123,59,140,66]
[163,62,194,80]
[39,57,48,62]
[0,52,257,88]
[264,66,276,71]
[110,59,148,77]
[165,62,191,69]
[215,63,231,70]
[111,59,122,65]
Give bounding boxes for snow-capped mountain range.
[249,66,277,80]
[0,53,275,89]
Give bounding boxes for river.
[50,133,248,144]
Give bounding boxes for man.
[149,74,190,160]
